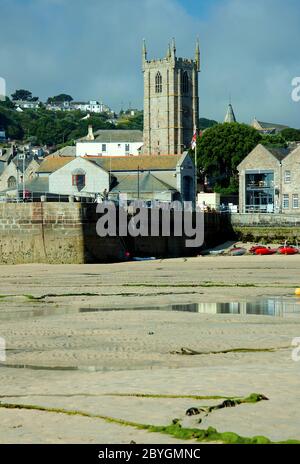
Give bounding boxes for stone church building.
[142,38,200,155]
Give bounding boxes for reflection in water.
[178,300,300,317]
[81,299,300,317]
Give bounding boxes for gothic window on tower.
[181,71,189,94]
[155,72,162,93]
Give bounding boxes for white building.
[32,152,195,202]
[49,157,109,196]
[13,100,40,110]
[73,100,110,114]
[45,100,112,114]
[76,129,143,157]
[197,192,220,210]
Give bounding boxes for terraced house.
[238,144,300,213]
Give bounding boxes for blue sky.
[178,0,222,18]
[0,0,299,127]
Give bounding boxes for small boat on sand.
[230,247,246,256]
[209,249,225,255]
[279,246,299,255]
[250,245,267,254]
[255,247,277,255]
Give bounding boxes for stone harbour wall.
[0,204,230,264]
[231,213,300,242]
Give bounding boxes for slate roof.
[224,104,236,123]
[50,146,76,157]
[0,161,6,175]
[267,147,291,161]
[25,176,49,193]
[12,156,37,173]
[111,172,176,194]
[0,148,13,162]
[37,153,186,175]
[37,157,75,173]
[78,130,143,143]
[88,154,182,172]
[256,121,289,130]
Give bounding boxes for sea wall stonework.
[231,213,300,241]
[0,204,228,264]
[0,203,85,264]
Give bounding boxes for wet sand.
[0,255,300,443]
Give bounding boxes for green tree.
[260,133,287,148]
[0,106,24,139]
[280,128,300,142]
[0,97,15,109]
[47,94,73,104]
[196,122,262,193]
[117,111,143,130]
[11,89,36,101]
[199,118,218,130]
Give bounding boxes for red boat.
[255,248,277,255]
[279,246,299,255]
[250,245,267,254]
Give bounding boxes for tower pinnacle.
[166,42,171,59]
[171,37,176,57]
[142,39,147,62]
[195,38,200,72]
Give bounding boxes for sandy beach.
[0,255,300,443]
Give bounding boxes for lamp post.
[16,150,19,203]
[18,150,26,201]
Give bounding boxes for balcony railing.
[246,181,274,189]
[245,205,274,213]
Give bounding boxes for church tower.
[142,39,200,155]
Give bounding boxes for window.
[181,71,189,94]
[125,144,130,152]
[284,170,291,183]
[293,194,299,209]
[72,169,86,191]
[102,144,106,152]
[7,176,17,189]
[155,72,162,93]
[245,172,274,212]
[283,194,289,209]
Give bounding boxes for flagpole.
[194,129,197,209]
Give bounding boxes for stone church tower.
[142,38,200,155]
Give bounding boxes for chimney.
[87,125,94,141]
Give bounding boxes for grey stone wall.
[231,213,300,242]
[0,204,227,264]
